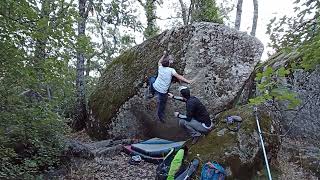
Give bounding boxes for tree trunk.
[86,58,90,78]
[235,0,243,30]
[190,0,201,23]
[73,0,88,131]
[178,0,188,25]
[188,0,194,23]
[34,0,52,99]
[250,0,258,36]
[139,0,158,39]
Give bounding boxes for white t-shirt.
[153,66,177,94]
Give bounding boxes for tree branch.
[157,16,181,20]
[137,0,145,8]
[84,0,94,19]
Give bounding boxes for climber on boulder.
[147,51,192,123]
[168,86,214,144]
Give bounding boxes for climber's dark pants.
[179,119,212,137]
[149,76,167,121]
[148,76,156,96]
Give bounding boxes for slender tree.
[250,0,258,36]
[178,0,188,25]
[235,0,243,30]
[33,0,51,99]
[138,0,160,39]
[73,0,93,131]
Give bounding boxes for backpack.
[156,148,187,180]
[200,161,226,180]
[156,147,198,180]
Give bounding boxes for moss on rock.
[87,23,264,140]
[87,27,193,139]
[187,105,279,179]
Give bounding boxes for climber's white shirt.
[153,66,177,94]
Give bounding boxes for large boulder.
[255,52,320,144]
[188,105,280,179]
[254,52,320,177]
[88,22,264,140]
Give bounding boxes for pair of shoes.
[191,136,200,145]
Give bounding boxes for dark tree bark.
[178,0,188,25]
[72,0,90,131]
[235,0,243,30]
[250,0,258,36]
[188,0,195,23]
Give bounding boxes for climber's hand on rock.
[163,50,167,55]
[174,112,179,117]
[168,93,174,98]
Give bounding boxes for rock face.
[188,105,280,179]
[251,52,320,177]
[88,22,264,140]
[281,66,320,143]
[260,53,320,144]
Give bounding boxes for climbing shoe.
[191,136,200,145]
[144,88,154,99]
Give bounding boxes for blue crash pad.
[131,137,185,157]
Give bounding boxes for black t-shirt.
[185,96,211,127]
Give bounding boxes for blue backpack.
[200,161,226,180]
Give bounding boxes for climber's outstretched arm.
[173,73,193,84]
[168,93,186,102]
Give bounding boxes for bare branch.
[137,0,145,8]
[178,0,188,25]
[187,0,194,23]
[84,0,94,19]
[235,0,243,30]
[250,0,258,36]
[157,16,180,20]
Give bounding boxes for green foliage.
[250,66,300,109]
[0,0,76,178]
[0,0,144,176]
[88,0,143,68]
[267,0,320,70]
[191,0,223,23]
[300,30,320,70]
[252,0,319,108]
[0,101,67,179]
[0,0,143,176]
[143,0,160,39]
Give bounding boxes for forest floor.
[59,130,157,180]
[53,130,318,180]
